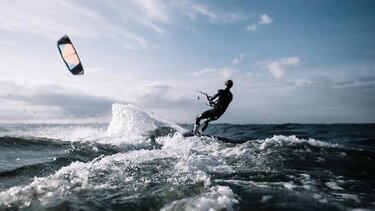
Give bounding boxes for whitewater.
[0,103,374,210]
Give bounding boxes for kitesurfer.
[193,80,233,135]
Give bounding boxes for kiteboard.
[182,131,195,137]
[182,131,234,142]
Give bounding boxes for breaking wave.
[0,103,374,210]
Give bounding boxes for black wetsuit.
[194,88,233,134]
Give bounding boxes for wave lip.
[105,103,185,145]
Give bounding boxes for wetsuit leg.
[192,121,200,135]
[201,107,225,133]
[193,109,213,135]
[201,118,211,132]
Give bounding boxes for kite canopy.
[57,35,84,75]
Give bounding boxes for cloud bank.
[0,1,374,124]
[264,57,300,79]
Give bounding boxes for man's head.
[225,80,233,89]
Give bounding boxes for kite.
[57,35,84,75]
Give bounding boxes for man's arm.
[209,93,219,101]
[208,90,221,103]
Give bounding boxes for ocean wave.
[161,186,239,211]
[258,135,342,150]
[0,133,232,209]
[104,103,185,145]
[0,104,374,210]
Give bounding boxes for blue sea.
[0,104,374,210]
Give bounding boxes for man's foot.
[195,129,202,136]
[193,123,201,136]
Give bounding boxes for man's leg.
[193,119,200,135]
[201,118,211,133]
[193,110,212,135]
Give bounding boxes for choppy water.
[0,103,374,210]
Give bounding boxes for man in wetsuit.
[193,80,233,135]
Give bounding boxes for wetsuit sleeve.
[210,90,221,101]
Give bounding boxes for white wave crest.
[161,186,238,211]
[105,103,185,145]
[0,132,237,209]
[0,103,186,146]
[259,135,341,150]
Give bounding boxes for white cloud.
[264,57,300,79]
[0,1,151,48]
[191,68,217,76]
[191,4,218,21]
[294,79,315,87]
[245,24,257,32]
[171,1,246,23]
[0,0,247,49]
[0,100,64,123]
[119,0,171,35]
[333,76,375,88]
[220,68,236,79]
[245,13,273,32]
[192,67,236,80]
[0,78,115,122]
[0,40,16,47]
[137,81,171,99]
[191,67,260,88]
[232,53,245,65]
[258,14,273,25]
[142,20,165,34]
[132,0,170,23]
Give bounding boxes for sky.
[0,0,375,124]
